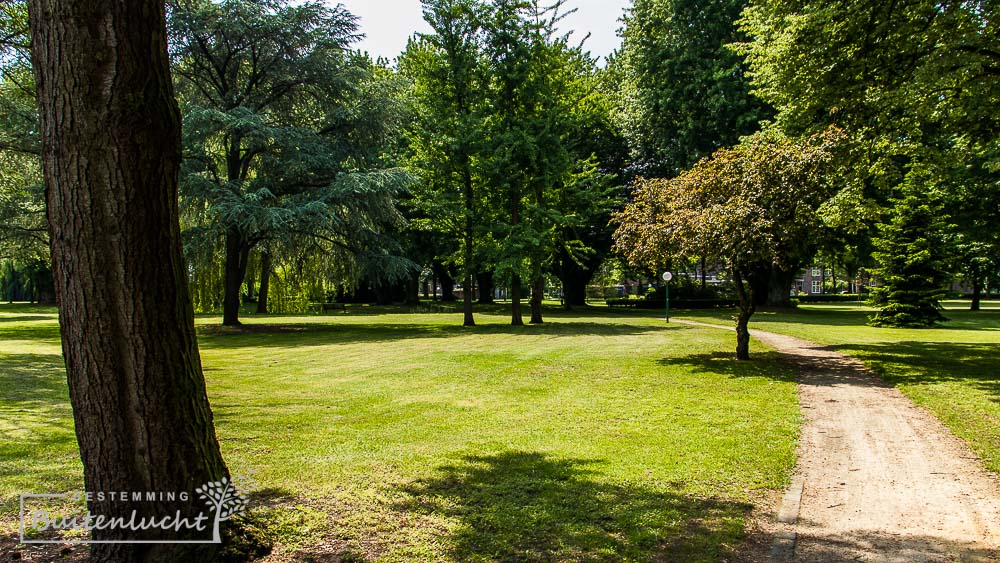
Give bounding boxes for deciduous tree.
[614,128,844,359]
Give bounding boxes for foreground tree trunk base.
[28,0,233,558]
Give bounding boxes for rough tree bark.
[28,0,231,560]
[256,251,272,314]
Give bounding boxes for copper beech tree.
[613,127,845,359]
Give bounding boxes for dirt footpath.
[677,320,1000,562]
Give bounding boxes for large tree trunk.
[530,275,544,324]
[29,0,231,559]
[256,251,272,314]
[222,229,250,326]
[751,265,797,308]
[432,262,456,302]
[477,271,495,304]
[556,252,593,310]
[510,273,524,326]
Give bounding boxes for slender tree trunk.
[733,270,756,361]
[462,179,475,326]
[222,229,250,326]
[256,251,271,314]
[530,273,544,324]
[701,256,707,290]
[29,0,230,559]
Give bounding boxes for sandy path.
[675,320,1000,562]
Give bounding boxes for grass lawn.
[676,301,1000,475]
[0,303,799,561]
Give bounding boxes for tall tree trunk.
[733,271,756,361]
[462,172,476,326]
[222,229,250,326]
[701,256,707,290]
[510,273,524,326]
[29,0,231,559]
[256,251,271,314]
[530,274,544,324]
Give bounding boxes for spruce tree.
[868,188,955,328]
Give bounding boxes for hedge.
[607,298,738,309]
[794,294,864,303]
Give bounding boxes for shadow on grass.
[0,320,62,342]
[197,320,681,348]
[0,353,69,407]
[0,315,57,323]
[394,451,750,562]
[657,350,797,384]
[827,341,1000,401]
[0,353,79,503]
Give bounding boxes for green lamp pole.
[662,271,673,322]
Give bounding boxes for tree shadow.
[0,320,62,342]
[196,321,680,349]
[824,341,1000,402]
[788,517,1000,561]
[393,451,752,562]
[0,315,56,323]
[657,351,798,385]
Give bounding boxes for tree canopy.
[614,127,846,358]
[168,0,413,324]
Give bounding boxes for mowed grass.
[678,301,1000,475]
[0,303,799,561]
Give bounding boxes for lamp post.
[662,271,673,322]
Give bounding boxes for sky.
[336,0,632,63]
